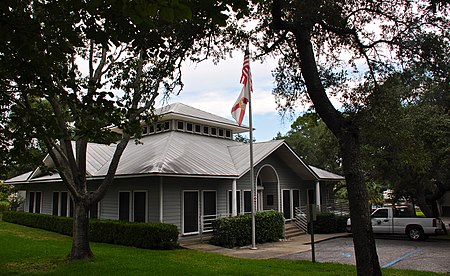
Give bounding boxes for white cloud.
[164,53,282,120]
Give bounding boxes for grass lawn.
[0,220,445,276]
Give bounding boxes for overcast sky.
[159,52,304,141]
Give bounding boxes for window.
[149,124,155,133]
[394,207,414,217]
[225,130,232,139]
[52,192,59,216]
[218,129,224,137]
[194,124,201,133]
[211,127,217,136]
[28,191,42,214]
[164,121,170,131]
[142,126,148,135]
[177,121,184,130]
[372,209,388,218]
[186,122,193,132]
[52,191,71,217]
[60,192,68,217]
[203,126,209,135]
[119,191,131,221]
[133,191,147,222]
[156,123,163,132]
[243,191,252,213]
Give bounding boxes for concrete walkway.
[180,233,351,259]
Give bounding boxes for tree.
[361,73,450,217]
[249,1,449,275]
[277,112,341,174]
[0,0,249,260]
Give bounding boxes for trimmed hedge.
[307,213,349,234]
[0,201,10,212]
[2,211,178,249]
[211,211,284,248]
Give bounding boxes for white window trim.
[210,127,218,137]
[202,125,210,135]
[28,191,42,214]
[176,120,185,131]
[185,122,194,133]
[52,191,71,217]
[225,130,232,139]
[218,128,224,138]
[194,124,202,134]
[182,190,200,235]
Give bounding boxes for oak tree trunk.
[340,130,381,276]
[288,23,382,276]
[69,200,93,260]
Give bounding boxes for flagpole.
[247,51,257,250]
[230,44,256,249]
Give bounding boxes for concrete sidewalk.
[180,233,351,259]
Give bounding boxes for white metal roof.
[6,133,343,184]
[309,165,345,181]
[157,103,249,134]
[5,103,344,184]
[4,171,32,184]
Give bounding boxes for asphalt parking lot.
[280,236,450,274]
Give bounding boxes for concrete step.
[179,233,213,246]
[285,223,306,239]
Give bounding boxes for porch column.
[232,179,237,216]
[315,180,321,211]
[159,177,164,222]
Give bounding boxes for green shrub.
[307,212,349,234]
[211,211,284,248]
[0,201,10,213]
[3,211,179,249]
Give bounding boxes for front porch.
[190,198,350,239]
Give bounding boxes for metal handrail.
[294,206,308,232]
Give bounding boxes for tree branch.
[271,0,297,33]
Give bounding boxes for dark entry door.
[283,190,291,219]
[183,191,199,234]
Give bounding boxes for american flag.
[231,48,252,126]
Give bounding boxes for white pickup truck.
[346,207,446,241]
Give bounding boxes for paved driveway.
[280,236,450,274]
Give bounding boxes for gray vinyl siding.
[237,154,307,211]
[216,180,232,215]
[22,183,62,215]
[100,177,160,222]
[16,149,318,233]
[262,182,278,210]
[161,177,228,232]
